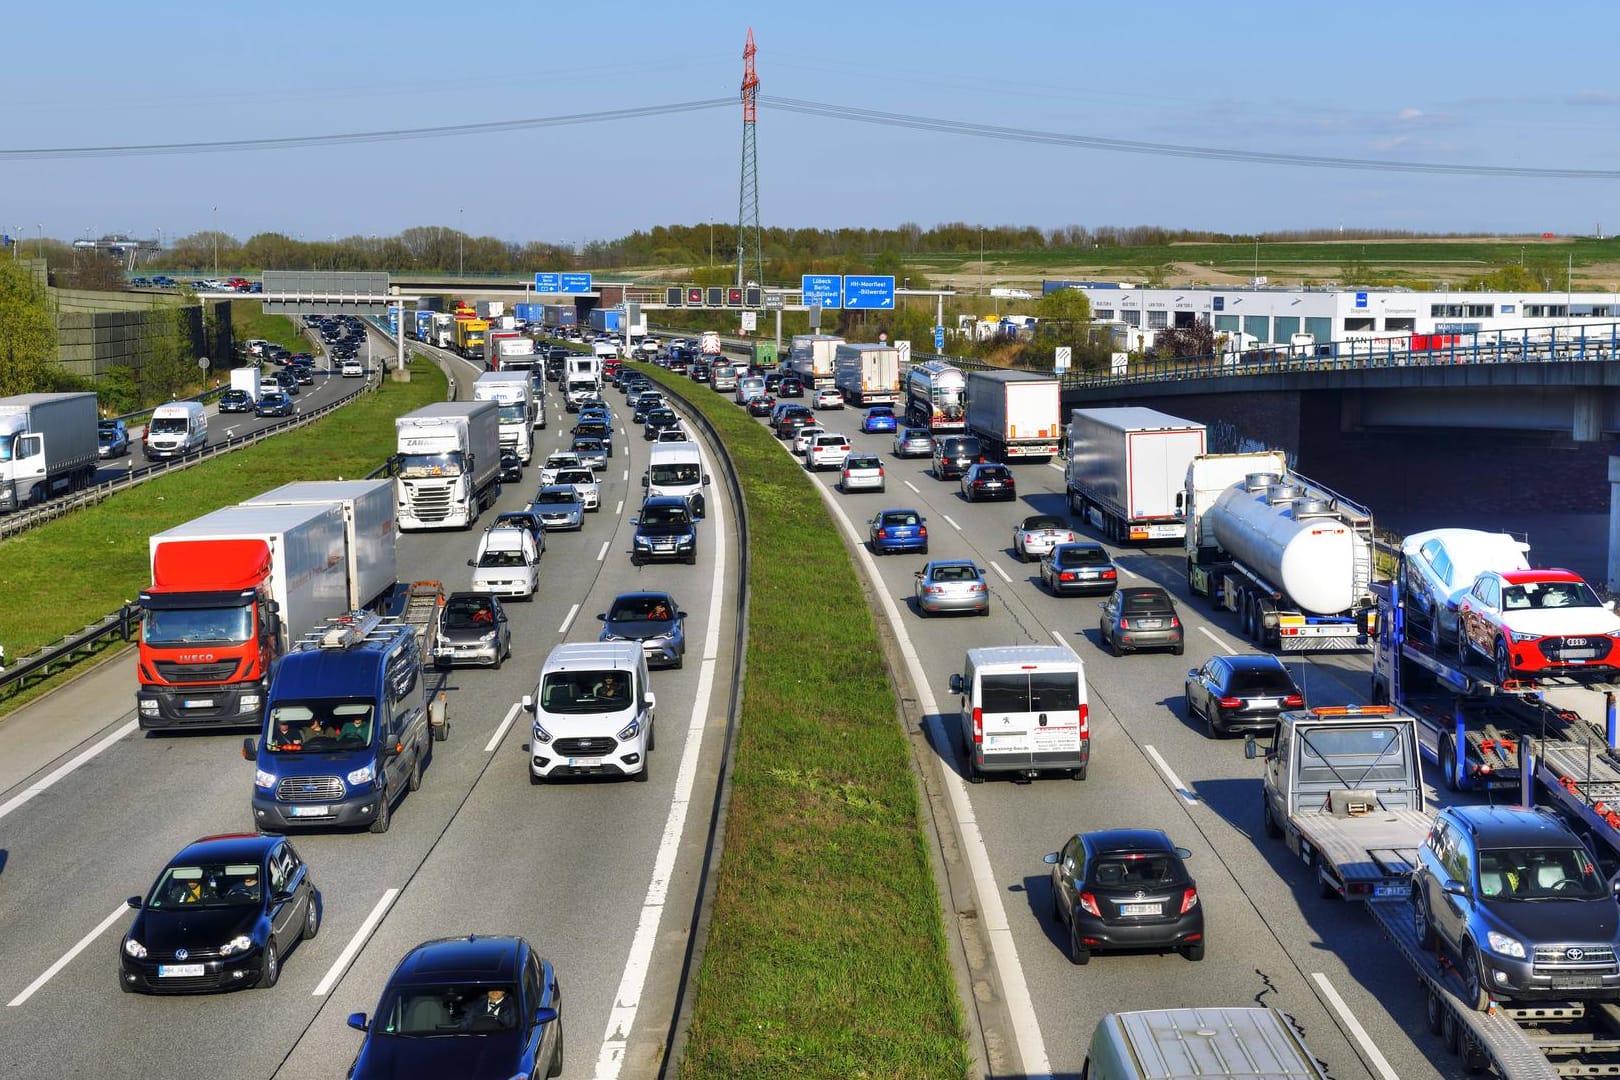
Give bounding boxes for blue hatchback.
[868,508,928,555]
[861,406,898,434]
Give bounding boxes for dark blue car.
[860,406,898,434]
[868,508,928,555]
[347,935,562,1080]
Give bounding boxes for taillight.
[972,707,982,745]
[1118,617,1130,629]
[877,527,889,538]
[1169,617,1181,628]
[1179,887,1200,914]
[1078,703,1089,737]
[1060,572,1075,581]
[1283,693,1304,707]
[918,526,927,537]
[1079,892,1101,917]
[1101,569,1116,579]
[1217,696,1243,710]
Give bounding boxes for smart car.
[1044,829,1203,965]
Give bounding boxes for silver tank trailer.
[1209,480,1368,615]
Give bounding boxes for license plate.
[1078,571,1099,579]
[289,805,329,817]
[1374,884,1406,898]
[1251,699,1277,709]
[159,964,205,978]
[182,699,214,709]
[1554,973,1603,989]
[1137,619,1163,629]
[981,482,1001,488]
[1563,649,1596,659]
[1120,903,1161,916]
[569,757,604,767]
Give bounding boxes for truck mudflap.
[429,692,450,742]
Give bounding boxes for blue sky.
[5,1,1618,246]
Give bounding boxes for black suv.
[931,434,982,480]
[1414,804,1620,1010]
[631,496,698,565]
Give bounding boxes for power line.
[0,100,734,160]
[763,96,1620,181]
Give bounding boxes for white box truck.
[1066,407,1206,543]
[394,400,503,530]
[788,334,843,389]
[833,343,901,407]
[0,392,99,512]
[964,370,1062,461]
[230,367,261,402]
[473,371,536,464]
[241,479,398,611]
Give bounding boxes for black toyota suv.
[1414,803,1620,1011]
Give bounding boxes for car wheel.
[529,769,545,786]
[919,544,928,555]
[493,644,504,671]
[1068,921,1091,966]
[1415,890,1436,951]
[369,790,391,834]
[961,729,983,784]
[1050,883,1064,922]
[646,719,656,753]
[978,604,990,617]
[407,754,422,792]
[1461,943,1492,1011]
[1262,796,1282,839]
[303,894,321,940]
[547,1014,565,1078]
[257,941,280,989]
[1493,638,1513,685]
[630,553,643,567]
[1181,941,1205,962]
[1171,643,1184,656]
[1072,764,1086,781]
[633,755,650,783]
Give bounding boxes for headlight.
[1487,930,1526,959]
[347,764,375,786]
[618,719,642,741]
[239,693,261,712]
[532,721,552,744]
[479,631,498,643]
[677,535,694,548]
[254,769,276,790]
[124,937,147,958]
[219,934,254,957]
[657,628,678,640]
[634,536,650,549]
[139,699,159,716]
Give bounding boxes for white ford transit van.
[522,641,654,783]
[1083,1008,1329,1080]
[142,401,209,460]
[948,645,1089,781]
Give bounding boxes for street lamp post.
[458,208,464,277]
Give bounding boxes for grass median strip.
[642,367,969,1079]
[0,360,444,699]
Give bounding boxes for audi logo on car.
[1567,947,1587,961]
[1565,639,1589,648]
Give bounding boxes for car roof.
[926,559,979,570]
[1080,828,1177,855]
[1220,653,1289,673]
[1121,586,1172,601]
[642,495,689,509]
[173,832,278,864]
[390,935,527,987]
[1021,514,1066,528]
[1497,569,1582,585]
[1444,804,1579,847]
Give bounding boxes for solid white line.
[1116,564,1140,580]
[942,514,962,532]
[990,562,1012,583]
[595,437,729,1078]
[1144,745,1198,805]
[1311,972,1401,1080]
[0,719,139,824]
[1198,625,1227,649]
[595,541,610,562]
[614,499,624,515]
[1047,460,1064,472]
[312,889,400,997]
[8,902,129,1006]
[558,603,580,634]
[484,703,521,753]
[904,480,919,493]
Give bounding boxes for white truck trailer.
[394,401,503,530]
[1065,407,1205,543]
[0,392,99,512]
[788,334,843,389]
[963,370,1062,461]
[241,479,398,611]
[833,343,901,407]
[230,367,261,402]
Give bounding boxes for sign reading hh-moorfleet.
[801,274,841,308]
[842,275,895,310]
[534,272,561,292]
[559,273,593,294]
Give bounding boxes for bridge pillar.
[1609,456,1620,593]
[1574,389,1603,441]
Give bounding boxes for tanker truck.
[903,360,967,432]
[1183,451,1377,651]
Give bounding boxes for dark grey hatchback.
[1183,654,1303,737]
[1044,829,1204,965]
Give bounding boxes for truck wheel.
[369,791,391,834]
[1439,738,1461,792]
[1425,988,1446,1035]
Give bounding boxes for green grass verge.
[640,367,968,1079]
[230,300,311,352]
[0,360,445,679]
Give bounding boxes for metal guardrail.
[0,605,141,696]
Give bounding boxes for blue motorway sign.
[560,272,593,294]
[843,275,895,310]
[933,325,945,351]
[801,274,841,308]
[534,272,561,292]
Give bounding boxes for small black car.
[643,408,681,441]
[631,496,698,565]
[1044,829,1203,965]
[1039,542,1118,597]
[1183,654,1303,737]
[499,450,524,483]
[218,389,254,414]
[120,833,321,993]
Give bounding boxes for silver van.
[1083,1007,1329,1080]
[948,645,1088,782]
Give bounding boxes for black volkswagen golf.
[120,833,320,993]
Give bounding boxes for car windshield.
[1023,517,1065,531]
[398,451,464,478]
[534,489,579,506]
[147,862,264,909]
[1502,580,1602,610]
[575,423,608,437]
[573,439,604,452]
[1121,590,1172,613]
[930,564,979,583]
[496,404,525,424]
[648,410,676,424]
[640,504,690,527]
[149,417,189,434]
[477,548,529,568]
[610,597,674,623]
[1091,853,1185,889]
[557,470,594,486]
[1055,546,1108,567]
[847,456,880,469]
[975,467,1011,480]
[1228,668,1297,694]
[650,463,700,485]
[443,598,498,630]
[1296,725,1408,784]
[544,455,579,470]
[1477,846,1607,900]
[265,700,375,752]
[143,604,253,646]
[377,984,521,1036]
[880,512,920,527]
[540,671,632,713]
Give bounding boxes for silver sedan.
[913,559,990,617]
[892,426,933,457]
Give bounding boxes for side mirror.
[914,571,925,579]
[677,610,688,619]
[948,674,964,694]
[1188,669,1198,677]
[1442,878,1470,899]
[645,692,657,710]
[242,738,256,760]
[347,1012,369,1032]
[597,613,607,622]
[1175,847,1193,859]
[642,474,649,486]
[534,1006,558,1025]
[702,475,710,486]
[1042,852,1059,865]
[1244,735,1272,760]
[467,559,475,567]
[127,895,143,910]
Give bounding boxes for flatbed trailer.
[381,580,444,667]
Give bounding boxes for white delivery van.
[522,642,655,783]
[948,645,1089,781]
[643,441,709,516]
[142,401,209,460]
[1084,1008,1329,1080]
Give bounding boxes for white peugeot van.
[522,641,655,783]
[142,401,209,460]
[643,441,709,516]
[948,645,1089,782]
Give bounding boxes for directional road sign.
[801,274,841,308]
[559,272,593,294]
[842,275,895,310]
[933,325,945,351]
[534,272,561,292]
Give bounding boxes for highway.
[0,345,739,1079]
[716,384,1461,1080]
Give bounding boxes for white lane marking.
[1198,625,1227,649]
[1051,630,1069,649]
[595,436,729,1078]
[990,562,1012,583]
[816,492,1051,1076]
[0,719,139,824]
[1116,564,1140,580]
[1047,460,1065,471]
[943,514,962,532]
[614,499,624,515]
[904,480,919,493]
[1144,745,1198,806]
[1311,972,1401,1080]
[484,703,521,753]
[558,603,580,634]
[595,541,610,562]
[8,902,129,1006]
[622,469,629,482]
[312,889,400,997]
